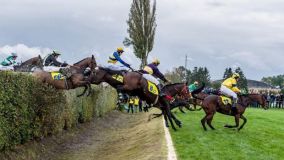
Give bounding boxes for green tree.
[262,75,284,89]
[223,67,233,79]
[188,67,211,86]
[165,66,188,83]
[124,0,157,69]
[235,67,248,92]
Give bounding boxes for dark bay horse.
[33,56,96,96]
[192,88,268,131]
[90,68,191,130]
[14,55,43,72]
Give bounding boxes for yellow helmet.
[117,47,124,52]
[152,58,160,65]
[232,73,240,78]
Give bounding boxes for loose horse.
[33,55,96,96]
[14,55,43,72]
[192,88,268,131]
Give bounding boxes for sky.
[0,0,284,80]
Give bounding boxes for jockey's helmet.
[11,52,18,57]
[52,50,61,56]
[232,73,240,79]
[117,47,124,53]
[194,81,199,85]
[152,58,160,65]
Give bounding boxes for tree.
[188,67,211,86]
[124,0,157,69]
[165,66,188,83]
[235,67,248,92]
[262,75,284,89]
[223,67,233,79]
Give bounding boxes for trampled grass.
[170,108,284,160]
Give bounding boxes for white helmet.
[11,52,18,57]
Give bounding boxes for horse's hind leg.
[238,115,247,131]
[201,115,207,131]
[206,112,216,130]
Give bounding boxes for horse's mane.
[161,83,185,91]
[74,57,89,65]
[164,83,185,87]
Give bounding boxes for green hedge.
[0,71,117,151]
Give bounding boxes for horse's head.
[74,55,97,71]
[245,94,268,110]
[36,55,44,69]
[163,83,190,99]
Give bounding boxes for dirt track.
[5,109,167,160]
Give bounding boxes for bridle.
[174,84,189,99]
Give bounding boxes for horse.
[192,88,268,131]
[33,55,96,97]
[90,67,189,130]
[177,92,208,113]
[13,55,43,72]
[149,83,205,128]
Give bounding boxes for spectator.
[128,97,135,114]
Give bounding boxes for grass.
[170,108,284,160]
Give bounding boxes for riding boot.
[158,84,166,97]
[59,67,72,79]
[231,98,237,113]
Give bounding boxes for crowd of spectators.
[249,89,284,108]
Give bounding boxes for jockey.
[142,58,168,87]
[220,73,241,110]
[188,81,199,97]
[107,47,131,71]
[44,51,68,67]
[1,53,18,66]
[189,81,199,92]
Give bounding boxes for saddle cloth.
[220,96,232,105]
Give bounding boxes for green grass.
[170,108,284,160]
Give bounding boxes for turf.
[170,108,284,160]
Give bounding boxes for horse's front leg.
[224,114,240,128]
[171,112,182,128]
[238,114,247,131]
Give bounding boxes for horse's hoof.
[178,124,182,128]
[224,124,229,128]
[172,128,177,131]
[166,124,170,128]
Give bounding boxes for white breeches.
[220,85,238,100]
[0,65,14,71]
[143,74,160,85]
[104,64,129,71]
[43,66,64,72]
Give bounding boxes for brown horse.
[90,68,189,130]
[192,88,268,131]
[14,55,43,72]
[33,56,96,96]
[179,92,208,112]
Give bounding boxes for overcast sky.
[0,0,284,80]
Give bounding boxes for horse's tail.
[191,83,205,100]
